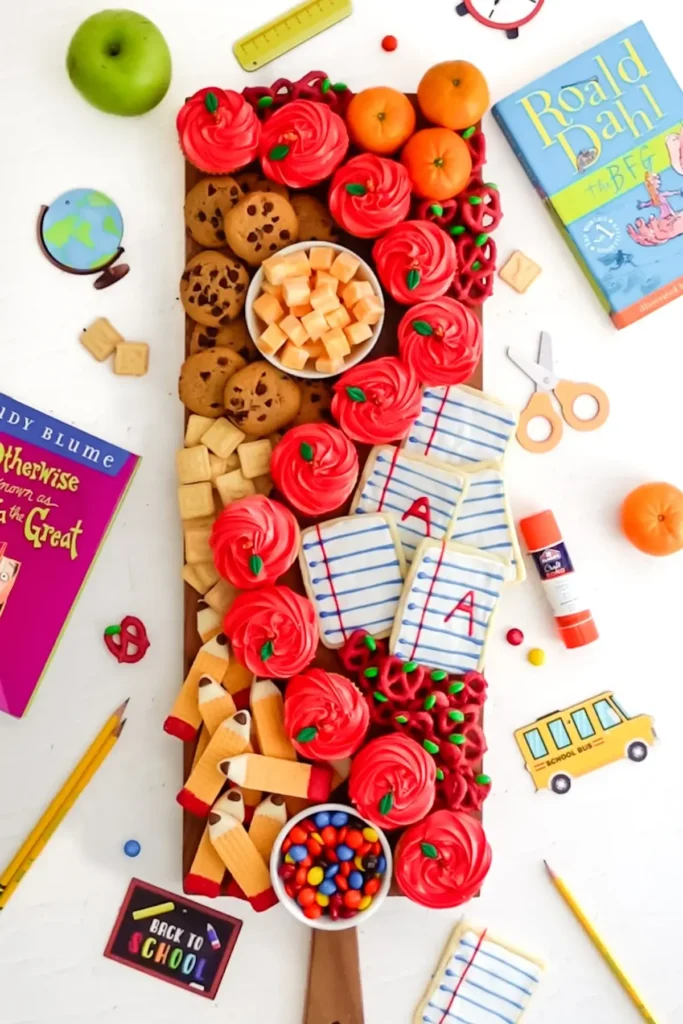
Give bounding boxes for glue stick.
[518,510,598,649]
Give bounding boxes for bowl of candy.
[270,802,392,930]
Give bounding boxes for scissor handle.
[516,392,564,454]
[555,380,610,432]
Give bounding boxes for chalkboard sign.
[104,878,242,999]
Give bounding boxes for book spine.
[491,107,547,200]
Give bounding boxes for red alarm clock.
[456,0,544,40]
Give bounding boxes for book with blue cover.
[493,21,683,327]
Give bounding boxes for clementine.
[346,87,416,155]
[417,60,490,130]
[621,482,683,556]
[401,127,472,200]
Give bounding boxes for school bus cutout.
[514,690,656,794]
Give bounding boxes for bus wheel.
[627,741,648,762]
[550,774,571,794]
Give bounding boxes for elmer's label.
[531,541,583,617]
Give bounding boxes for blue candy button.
[318,879,337,896]
[348,871,364,890]
[325,864,339,879]
[336,844,354,861]
[289,844,309,862]
[314,811,331,829]
[331,811,349,827]
[377,855,386,874]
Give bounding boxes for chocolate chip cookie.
[180,251,250,327]
[190,318,258,362]
[224,192,299,266]
[290,194,338,242]
[223,361,301,436]
[184,175,242,248]
[234,171,289,200]
[179,348,247,417]
[292,379,333,428]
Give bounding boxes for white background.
[0,1,681,1022]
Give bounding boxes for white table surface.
[1,1,682,1021]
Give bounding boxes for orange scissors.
[507,332,610,454]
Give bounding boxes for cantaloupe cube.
[283,251,311,278]
[262,257,289,286]
[280,341,309,370]
[279,315,309,347]
[301,309,329,341]
[314,271,338,295]
[261,281,284,299]
[344,322,373,347]
[253,291,285,325]
[309,247,336,271]
[310,289,341,314]
[325,305,351,331]
[282,276,311,308]
[342,279,373,308]
[304,339,325,359]
[321,328,351,361]
[259,322,287,355]
[353,295,384,325]
[290,303,313,318]
[330,252,361,283]
[316,355,345,374]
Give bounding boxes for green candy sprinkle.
[424,694,437,711]
[346,183,367,196]
[364,666,379,679]
[346,385,366,402]
[321,78,332,93]
[260,639,274,661]
[204,91,218,114]
[411,320,433,336]
[435,768,445,781]
[449,733,466,745]
[269,143,290,161]
[403,660,418,673]
[395,715,408,724]
[431,669,447,681]
[407,268,420,290]
[423,739,439,755]
[249,554,264,576]
[475,232,489,246]
[373,691,389,703]
[430,203,444,216]
[468,196,483,205]
[449,224,466,236]
[448,681,465,694]
[448,710,465,722]
[462,126,476,139]
[332,82,348,92]
[296,726,318,743]
[257,96,274,109]
[476,773,491,786]
[379,791,394,815]
[363,635,377,652]
[421,842,439,859]
[472,260,482,271]
[299,441,314,462]
[104,625,121,636]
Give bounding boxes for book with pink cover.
[0,392,140,718]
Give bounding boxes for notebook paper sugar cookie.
[351,446,468,563]
[390,539,506,673]
[403,384,517,467]
[300,513,405,649]
[415,919,544,1024]
[451,463,525,583]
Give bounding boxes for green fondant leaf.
[299,441,314,462]
[379,791,394,815]
[204,91,219,114]
[423,739,439,755]
[345,183,367,196]
[249,554,264,576]
[257,96,274,108]
[346,385,366,402]
[363,634,377,651]
[448,710,465,722]
[395,715,408,724]
[462,126,476,139]
[431,669,447,681]
[429,204,444,216]
[104,625,121,636]
[421,842,439,859]
[403,661,418,673]
[476,773,491,786]
[364,666,379,679]
[373,691,388,703]
[296,726,318,743]
[448,681,465,694]
[411,320,433,336]
[475,232,489,247]
[260,639,274,661]
[449,224,466,236]
[468,196,483,205]
[406,268,420,290]
[424,694,436,711]
[269,144,290,161]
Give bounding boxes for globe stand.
[94,262,130,289]
[36,205,130,289]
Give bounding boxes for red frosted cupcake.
[270,423,359,517]
[259,100,349,188]
[177,87,261,173]
[224,584,317,677]
[331,356,422,444]
[284,668,369,760]
[329,154,412,238]
[398,296,482,386]
[372,221,457,304]
[349,733,436,829]
[395,809,491,908]
[210,496,299,589]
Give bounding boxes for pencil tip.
[114,698,130,718]
[114,719,127,737]
[543,860,555,878]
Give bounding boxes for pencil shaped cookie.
[199,675,237,736]
[197,600,222,642]
[251,679,297,760]
[184,790,244,897]
[177,711,252,817]
[220,753,332,801]
[163,634,231,741]
[191,725,210,770]
[223,657,254,708]
[209,807,278,912]
[249,795,287,865]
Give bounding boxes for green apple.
[67,9,172,116]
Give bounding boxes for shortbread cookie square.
[300,513,405,649]
[192,561,220,592]
[215,468,257,505]
[201,418,246,459]
[114,342,149,376]
[403,384,517,468]
[451,462,525,583]
[178,482,215,521]
[499,250,542,293]
[184,523,213,565]
[209,452,239,483]
[351,446,468,564]
[237,439,272,480]
[182,563,211,594]
[204,578,240,615]
[253,473,273,496]
[176,445,212,485]
[81,317,124,361]
[185,414,215,447]
[390,539,507,674]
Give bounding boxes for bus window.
[571,708,595,740]
[548,718,571,749]
[611,697,631,720]
[524,728,548,759]
[593,699,621,730]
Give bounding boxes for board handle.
[304,927,364,1024]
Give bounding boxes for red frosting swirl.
[349,733,436,829]
[372,221,457,304]
[395,809,492,908]
[210,496,299,589]
[284,668,369,760]
[177,87,261,173]
[328,154,412,238]
[398,297,482,386]
[331,356,422,444]
[270,423,359,516]
[259,100,349,188]
[223,584,317,677]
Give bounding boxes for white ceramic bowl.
[270,802,393,931]
[245,240,385,380]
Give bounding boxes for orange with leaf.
[401,127,472,200]
[621,482,683,556]
[346,87,416,155]
[417,60,490,130]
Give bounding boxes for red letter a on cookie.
[402,496,432,536]
[444,590,475,637]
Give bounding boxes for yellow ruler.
[233,0,353,72]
